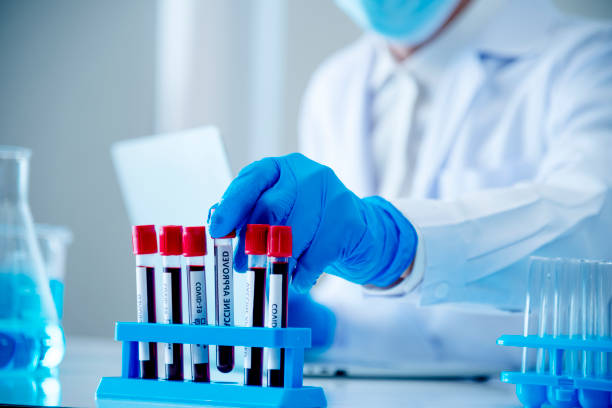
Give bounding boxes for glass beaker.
[37,224,73,320]
[0,146,65,373]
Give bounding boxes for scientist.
[210,0,612,366]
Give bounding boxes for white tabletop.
[28,336,521,407]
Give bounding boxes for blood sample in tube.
[131,225,158,380]
[244,224,269,386]
[266,226,292,387]
[213,228,236,373]
[183,226,210,382]
[160,225,184,381]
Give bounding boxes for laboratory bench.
[11,336,521,407]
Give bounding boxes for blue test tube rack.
[497,335,612,408]
[96,322,327,407]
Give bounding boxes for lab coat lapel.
[412,54,485,198]
[337,41,377,198]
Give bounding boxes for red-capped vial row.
[244,224,292,387]
[131,224,216,383]
[130,223,292,388]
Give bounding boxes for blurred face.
[335,0,471,55]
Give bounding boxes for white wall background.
[0,0,358,338]
[0,0,609,339]
[0,0,157,337]
[154,0,359,168]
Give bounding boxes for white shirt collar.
[368,0,572,91]
[473,0,571,58]
[369,0,508,91]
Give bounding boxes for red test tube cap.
[132,225,158,255]
[268,225,292,257]
[245,224,269,255]
[219,230,236,239]
[183,226,207,257]
[159,225,183,255]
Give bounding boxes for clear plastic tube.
[564,260,582,376]
[214,236,235,373]
[244,254,267,386]
[161,254,183,381]
[537,259,555,374]
[594,261,610,378]
[266,256,289,387]
[186,255,210,382]
[582,260,597,378]
[523,258,543,373]
[134,253,157,379]
[525,257,612,381]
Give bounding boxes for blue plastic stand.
[96,322,327,407]
[497,335,612,408]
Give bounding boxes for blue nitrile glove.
[288,288,336,357]
[209,153,417,292]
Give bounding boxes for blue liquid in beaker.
[0,272,65,372]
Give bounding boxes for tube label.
[162,271,173,364]
[135,266,149,361]
[215,244,234,327]
[267,273,283,369]
[244,269,255,369]
[189,269,208,364]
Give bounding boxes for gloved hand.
[209,153,417,292]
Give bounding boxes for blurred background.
[0,0,610,340]
[0,0,359,338]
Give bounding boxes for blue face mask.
[335,0,461,45]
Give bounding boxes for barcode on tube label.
[245,270,255,327]
[162,272,173,364]
[244,346,251,369]
[138,342,149,361]
[192,344,208,364]
[166,342,173,364]
[267,273,283,369]
[135,267,149,361]
[244,269,255,369]
[267,348,281,370]
[162,272,172,324]
[215,245,234,326]
[190,269,208,364]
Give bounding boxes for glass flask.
[0,146,65,373]
[37,224,73,320]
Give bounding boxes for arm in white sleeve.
[385,29,612,309]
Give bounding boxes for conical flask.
[0,146,65,372]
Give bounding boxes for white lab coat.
[298,0,612,366]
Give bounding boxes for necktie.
[371,70,421,198]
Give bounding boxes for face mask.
[335,0,461,45]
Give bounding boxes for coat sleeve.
[390,29,612,309]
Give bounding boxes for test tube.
[560,259,582,376]
[159,225,184,381]
[182,226,210,383]
[131,225,158,380]
[582,260,612,379]
[244,224,269,386]
[522,258,543,373]
[213,228,236,373]
[594,261,611,378]
[266,226,292,387]
[582,260,597,378]
[537,258,556,374]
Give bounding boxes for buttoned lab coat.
[298,0,612,366]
